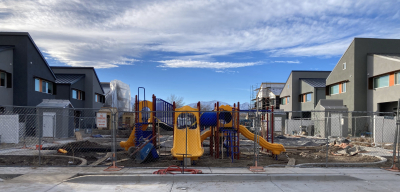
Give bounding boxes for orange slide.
[199,126,285,155]
[238,125,285,155]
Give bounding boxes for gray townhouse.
[51,67,105,109]
[367,54,400,113]
[0,32,57,107]
[51,67,105,130]
[326,38,400,112]
[0,32,105,110]
[323,38,400,137]
[0,32,106,137]
[0,46,13,108]
[279,71,331,118]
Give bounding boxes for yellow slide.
[200,130,211,143]
[238,125,285,155]
[171,106,204,161]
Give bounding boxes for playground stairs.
[221,128,239,162]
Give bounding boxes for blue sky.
[1,0,400,104]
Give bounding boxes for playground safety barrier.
[0,105,399,171]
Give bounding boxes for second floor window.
[281,97,289,105]
[330,84,339,95]
[374,75,389,89]
[306,93,311,102]
[35,78,53,94]
[342,82,346,93]
[0,72,5,87]
[72,89,84,100]
[95,93,105,103]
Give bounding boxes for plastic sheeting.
[104,80,131,111]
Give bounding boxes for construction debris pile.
[327,137,367,156]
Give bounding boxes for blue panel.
[200,112,218,126]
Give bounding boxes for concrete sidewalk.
[1,167,400,191]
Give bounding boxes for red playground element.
[153,165,203,174]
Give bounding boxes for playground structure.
[120,87,286,164]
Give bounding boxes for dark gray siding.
[26,39,56,106]
[51,67,104,109]
[0,49,13,105]
[0,33,56,106]
[0,35,29,106]
[70,78,85,108]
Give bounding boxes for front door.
[43,112,56,137]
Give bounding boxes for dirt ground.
[0,155,81,166]
[0,138,390,167]
[112,147,385,168]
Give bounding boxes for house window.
[342,82,346,93]
[35,78,54,94]
[42,80,47,93]
[281,98,286,105]
[35,78,40,91]
[330,84,339,95]
[72,90,77,99]
[287,97,290,104]
[0,72,5,87]
[343,62,346,70]
[72,89,84,100]
[396,73,400,85]
[95,94,104,103]
[374,75,389,88]
[306,93,312,102]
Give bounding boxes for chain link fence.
[0,105,399,170]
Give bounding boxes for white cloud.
[0,0,399,68]
[157,60,261,69]
[274,60,301,64]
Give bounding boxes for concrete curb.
[296,155,387,168]
[65,173,361,183]
[46,155,87,167]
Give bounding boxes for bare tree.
[200,104,213,111]
[167,94,185,108]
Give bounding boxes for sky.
[1,0,400,105]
